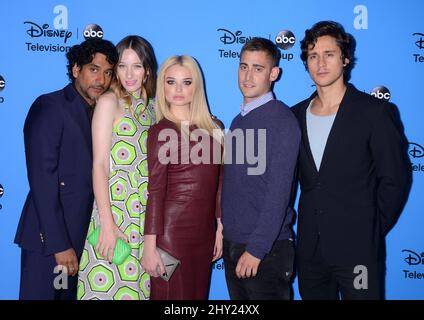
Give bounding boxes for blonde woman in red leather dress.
[141,55,224,299]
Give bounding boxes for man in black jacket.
[291,21,411,299]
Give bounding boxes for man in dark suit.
[291,21,411,299]
[15,39,118,300]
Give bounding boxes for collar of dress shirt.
[240,91,274,117]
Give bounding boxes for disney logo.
[402,249,424,266]
[24,21,72,43]
[413,33,424,49]
[0,75,5,91]
[217,28,252,45]
[408,142,424,159]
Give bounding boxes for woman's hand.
[212,218,223,262]
[141,247,166,278]
[96,222,128,262]
[141,235,166,277]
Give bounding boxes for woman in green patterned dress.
[77,35,157,300]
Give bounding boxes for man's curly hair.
[300,21,356,82]
[66,38,118,81]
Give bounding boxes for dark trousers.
[19,249,78,300]
[223,239,294,300]
[297,239,383,300]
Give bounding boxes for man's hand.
[235,251,261,278]
[54,248,78,276]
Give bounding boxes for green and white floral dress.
[77,96,154,300]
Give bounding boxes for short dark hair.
[300,20,356,81]
[66,38,118,81]
[240,37,281,67]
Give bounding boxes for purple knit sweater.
[222,99,300,260]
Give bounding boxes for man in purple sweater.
[221,37,300,300]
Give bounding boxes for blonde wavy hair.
[155,55,223,145]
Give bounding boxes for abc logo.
[83,24,103,39]
[275,30,296,50]
[0,75,5,91]
[371,86,391,101]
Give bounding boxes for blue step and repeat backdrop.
[0,0,423,300]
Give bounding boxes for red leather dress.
[145,118,222,300]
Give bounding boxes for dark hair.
[66,38,118,82]
[240,37,281,67]
[114,35,157,104]
[300,21,356,81]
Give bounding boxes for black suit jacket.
[291,84,411,265]
[15,84,94,258]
